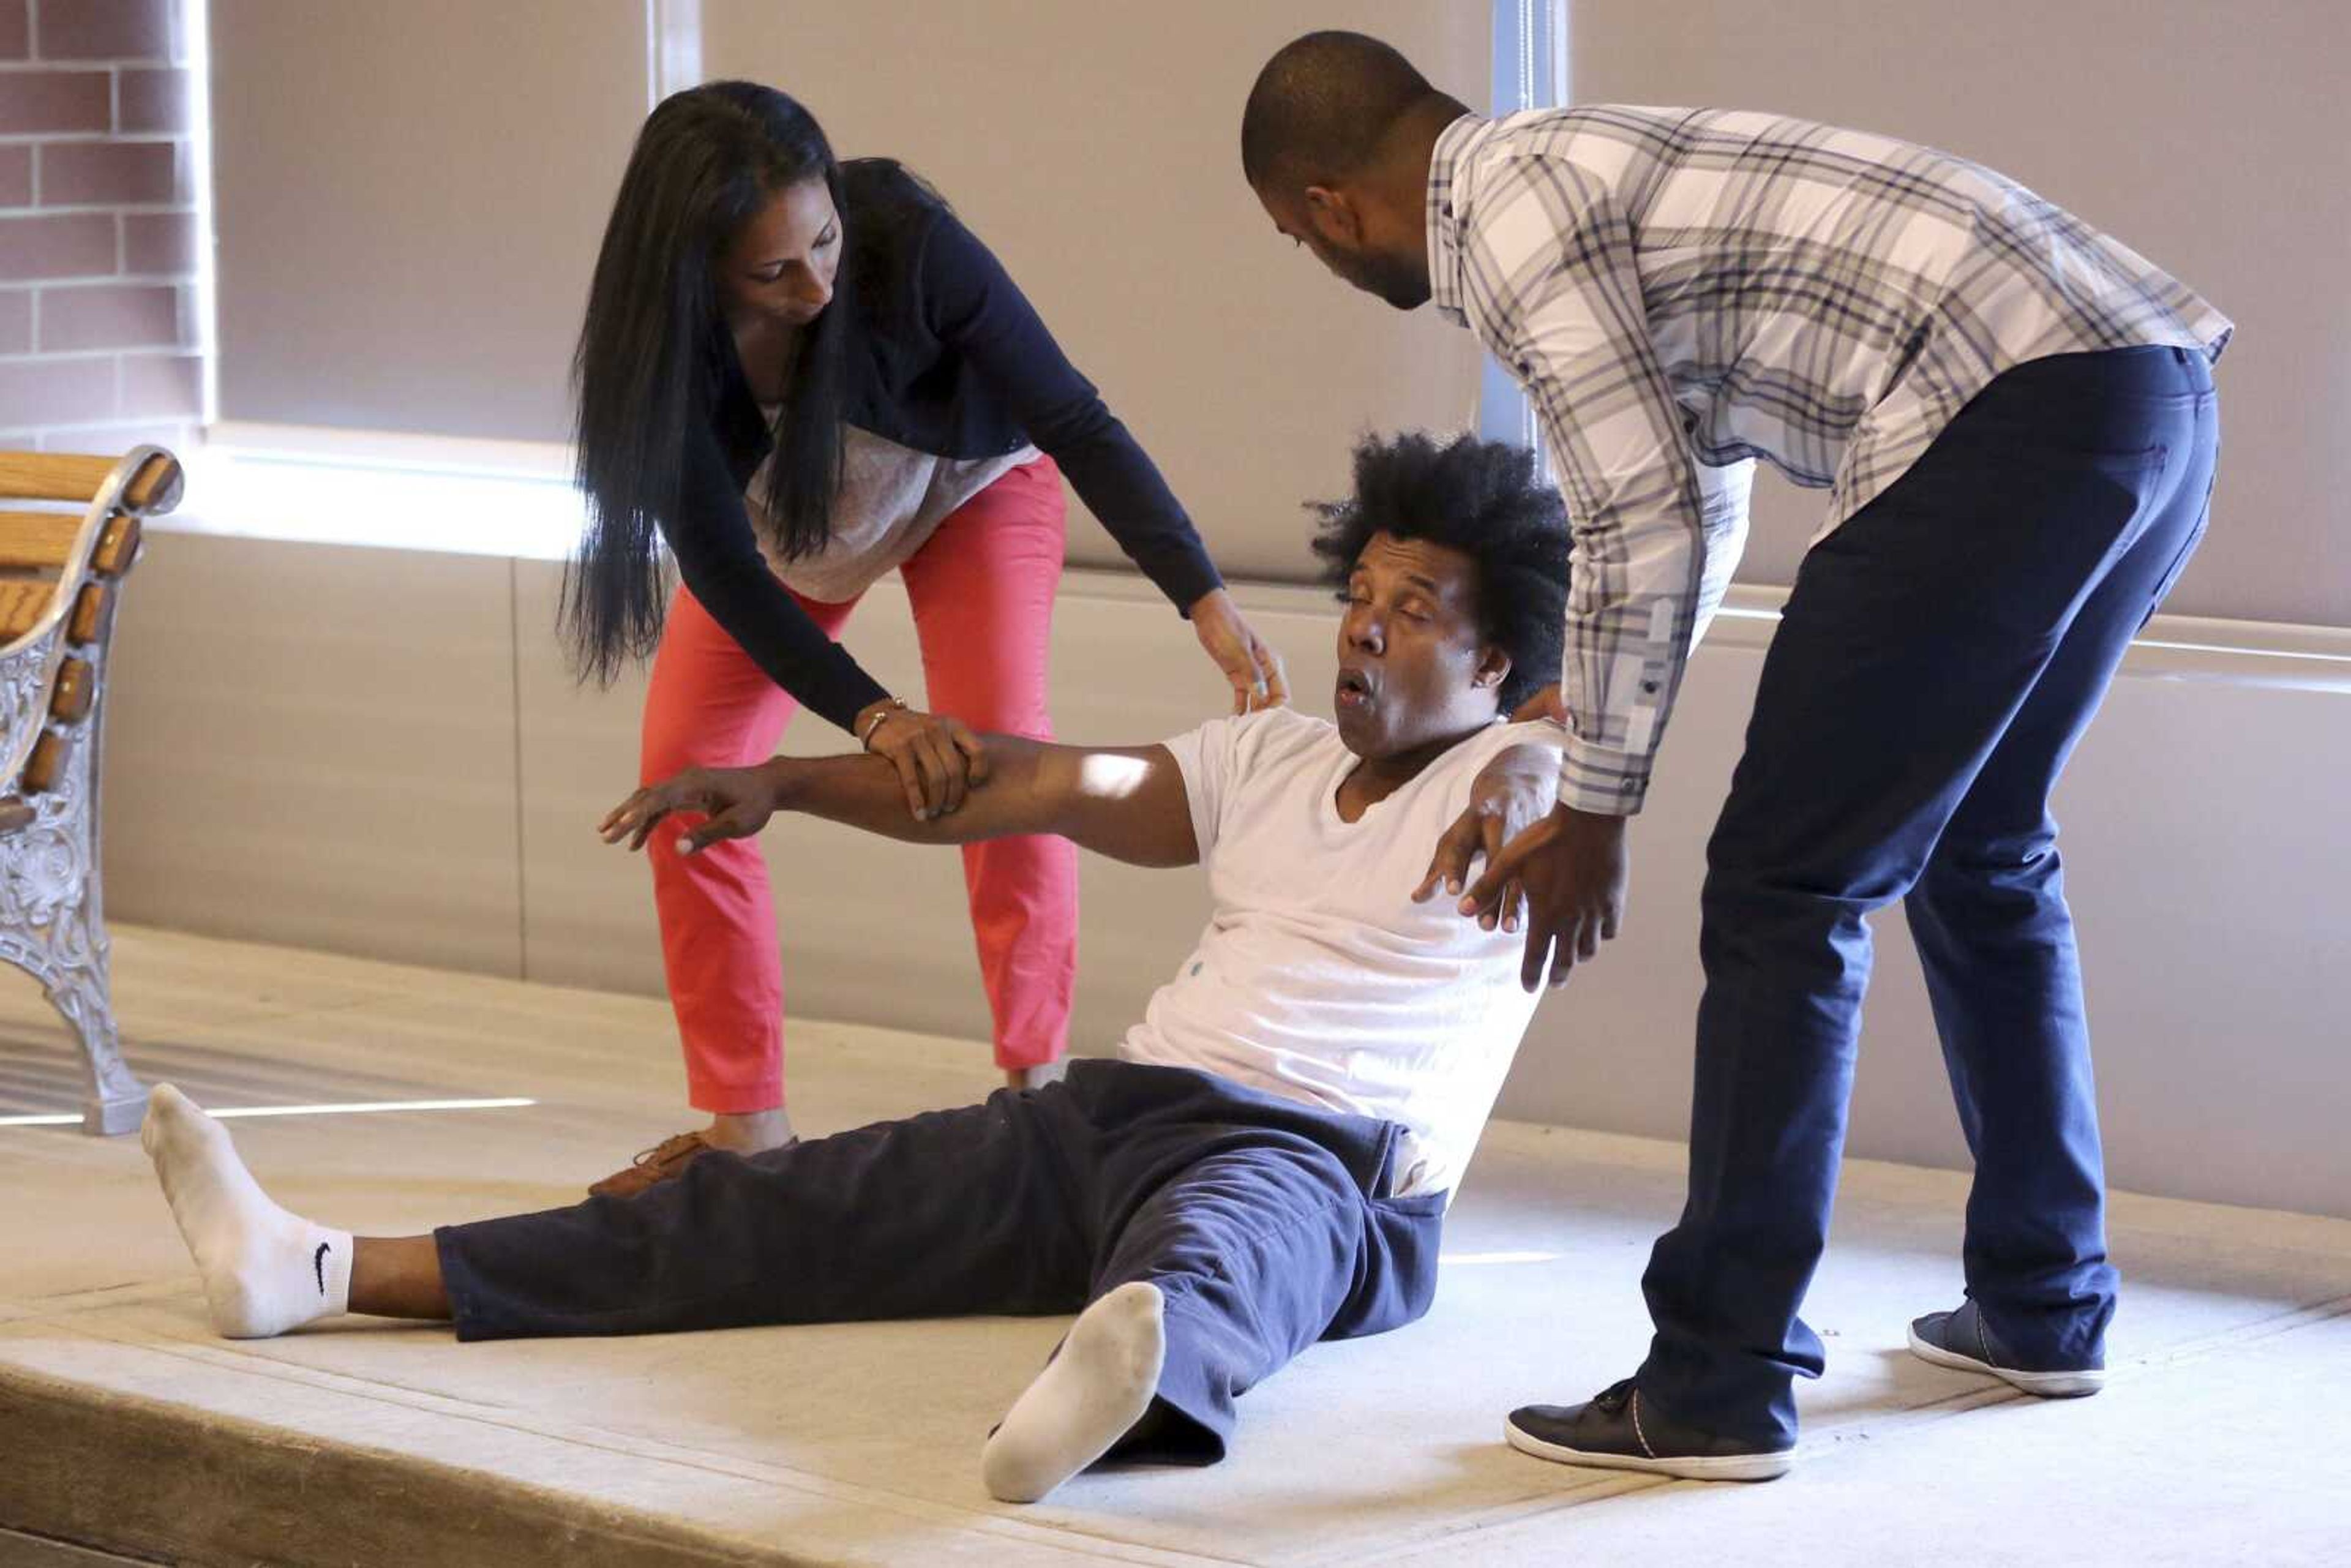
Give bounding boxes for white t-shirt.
[1119,709,1553,1199]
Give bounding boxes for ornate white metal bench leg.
[55,939,141,1134]
[0,685,144,1135]
[0,920,141,1134]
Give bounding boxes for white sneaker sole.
[1503,1416,1794,1482]
[1907,1324,2107,1397]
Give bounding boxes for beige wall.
[699,0,1488,586]
[204,2,2342,628]
[208,0,645,441]
[207,0,1487,583]
[1570,0,2350,628]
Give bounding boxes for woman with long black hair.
[566,82,1288,1197]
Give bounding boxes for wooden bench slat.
[68,582,108,646]
[24,730,67,795]
[50,657,94,725]
[93,514,140,576]
[0,512,141,577]
[0,451,182,514]
[0,512,83,572]
[124,451,184,514]
[0,798,34,835]
[0,580,58,641]
[0,454,116,506]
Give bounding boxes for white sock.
[141,1084,351,1339]
[982,1281,1166,1504]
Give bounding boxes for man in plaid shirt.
[1243,31,2229,1480]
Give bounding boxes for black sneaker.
[1908,1299,2105,1398]
[1505,1378,1794,1482]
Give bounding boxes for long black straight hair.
[561,81,855,685]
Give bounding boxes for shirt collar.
[1425,113,1489,327]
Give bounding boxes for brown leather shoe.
[588,1130,719,1199]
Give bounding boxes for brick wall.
[0,0,202,460]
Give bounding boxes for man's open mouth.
[1335,668,1373,709]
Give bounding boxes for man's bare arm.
[601,737,1199,869]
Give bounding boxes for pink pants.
[640,457,1078,1112]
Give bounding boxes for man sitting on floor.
[139,430,1737,1504]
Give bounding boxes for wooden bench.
[0,447,179,1135]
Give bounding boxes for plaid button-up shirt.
[1428,107,2232,814]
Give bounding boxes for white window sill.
[163,422,587,563]
[156,423,2351,691]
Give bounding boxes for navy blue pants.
[1638,346,2220,1446]
[437,1060,1445,1461]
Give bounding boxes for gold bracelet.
[858,699,907,749]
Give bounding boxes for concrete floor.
[2,928,2346,1566]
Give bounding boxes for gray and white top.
[1426,107,2232,816]
[746,410,1040,604]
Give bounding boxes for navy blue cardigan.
[668,161,1222,733]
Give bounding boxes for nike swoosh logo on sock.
[313,1241,330,1296]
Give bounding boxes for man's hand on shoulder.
[1466,802,1632,992]
[1412,730,1565,932]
